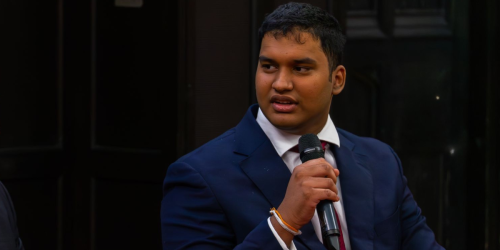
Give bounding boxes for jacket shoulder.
[174,128,237,166]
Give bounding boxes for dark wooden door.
[331,1,467,249]
[1,0,65,249]
[85,1,177,249]
[1,0,177,249]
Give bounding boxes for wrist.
[270,207,302,236]
[270,215,295,248]
[276,207,302,231]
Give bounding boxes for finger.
[302,177,338,194]
[312,188,340,202]
[299,158,327,167]
[310,163,337,184]
[295,159,336,178]
[294,165,337,187]
[333,168,339,177]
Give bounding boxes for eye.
[261,63,277,71]
[294,66,311,73]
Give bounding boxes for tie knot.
[321,141,328,150]
[290,141,328,153]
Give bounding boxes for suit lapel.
[332,132,374,250]
[240,141,291,208]
[234,104,291,209]
[234,104,325,250]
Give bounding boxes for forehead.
[260,31,325,59]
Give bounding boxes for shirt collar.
[256,108,340,157]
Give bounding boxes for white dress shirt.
[256,108,351,250]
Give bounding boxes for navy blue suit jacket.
[161,104,444,250]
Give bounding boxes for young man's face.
[255,32,345,135]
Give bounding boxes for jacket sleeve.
[0,182,25,250]
[160,162,283,250]
[390,148,446,250]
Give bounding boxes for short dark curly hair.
[257,2,346,73]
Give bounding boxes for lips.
[271,95,297,112]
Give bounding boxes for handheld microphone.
[298,134,340,250]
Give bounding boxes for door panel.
[1,0,177,249]
[0,0,62,249]
[90,1,177,249]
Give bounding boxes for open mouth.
[271,95,297,112]
[275,100,292,104]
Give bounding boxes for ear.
[331,65,346,96]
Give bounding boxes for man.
[0,181,25,250]
[161,2,444,249]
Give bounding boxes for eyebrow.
[258,56,275,63]
[293,57,317,64]
[258,56,317,65]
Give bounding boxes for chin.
[269,119,300,132]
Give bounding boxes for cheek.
[299,81,332,106]
[255,74,273,94]
[302,82,329,98]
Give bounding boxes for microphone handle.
[318,200,341,250]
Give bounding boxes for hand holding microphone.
[272,134,340,247]
[298,134,342,250]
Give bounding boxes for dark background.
[0,0,498,249]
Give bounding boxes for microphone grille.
[298,133,322,153]
[298,133,324,162]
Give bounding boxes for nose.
[272,69,293,93]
